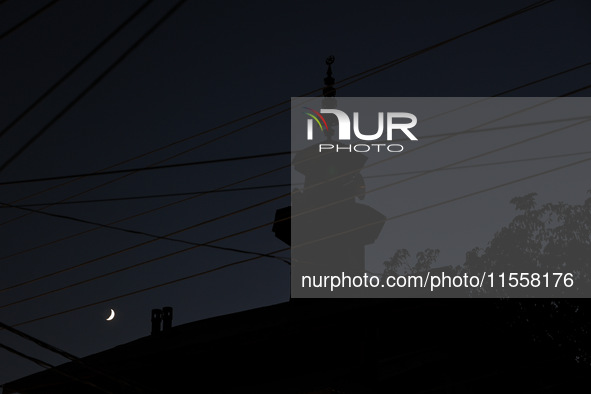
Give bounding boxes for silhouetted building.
[3,299,586,393]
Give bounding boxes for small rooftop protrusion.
[162,306,173,331]
[151,308,162,335]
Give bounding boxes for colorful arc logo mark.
[303,107,328,131]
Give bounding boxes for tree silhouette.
[463,191,591,297]
[382,190,591,364]
[382,248,440,276]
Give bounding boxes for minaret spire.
[322,56,337,140]
[323,55,336,97]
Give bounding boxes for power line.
[3,96,587,306]
[0,151,290,186]
[368,115,591,146]
[0,0,556,230]
[0,110,294,228]
[0,0,60,42]
[295,156,591,252]
[0,187,292,294]
[0,1,580,385]
[207,97,591,270]
[275,102,591,254]
[0,321,145,393]
[560,83,591,97]
[0,0,188,174]
[4,0,587,343]
[0,218,288,308]
[1,84,587,291]
[278,102,591,243]
[1,131,587,213]
[2,113,587,188]
[0,1,580,300]
[0,113,529,292]
[0,0,155,142]
[294,96,588,204]
[5,101,563,293]
[0,183,291,209]
[293,79,582,205]
[7,90,589,323]
[12,246,290,328]
[0,92,303,227]
[493,61,591,97]
[2,65,583,266]
[0,193,290,296]
[361,117,590,197]
[6,88,590,283]
[0,108,291,229]
[0,186,291,293]
[0,162,290,265]
[0,147,587,212]
[0,342,113,393]
[0,4,562,280]
[0,115,586,210]
[334,0,557,91]
[0,107,586,266]
[364,150,591,180]
[13,153,591,328]
[0,193,290,290]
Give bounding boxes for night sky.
[1,0,590,386]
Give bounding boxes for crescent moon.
[106,309,115,321]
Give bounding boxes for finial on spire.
[323,55,336,97]
[322,56,337,140]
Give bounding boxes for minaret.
[273,57,385,296]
